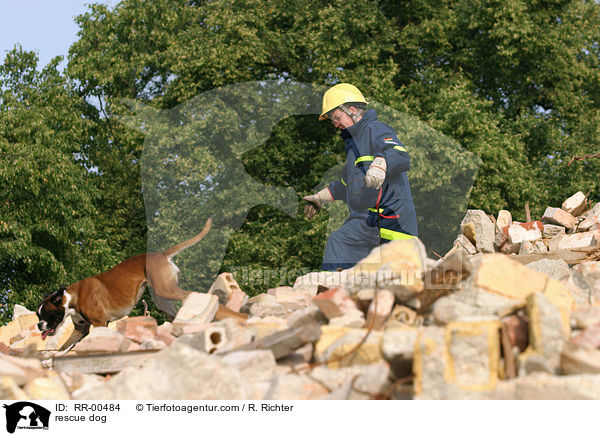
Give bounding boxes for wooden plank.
[52,350,159,374]
[510,246,598,266]
[228,322,321,360]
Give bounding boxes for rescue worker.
[304,83,418,271]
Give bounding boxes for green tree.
[0,47,117,322]
[65,0,427,298]
[4,0,596,316]
[383,0,600,216]
[65,0,600,299]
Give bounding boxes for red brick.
[116,317,157,344]
[312,287,358,320]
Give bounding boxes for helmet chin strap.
[339,104,364,124]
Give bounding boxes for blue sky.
[0,0,120,70]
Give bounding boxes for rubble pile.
[1,192,600,400]
[455,191,599,257]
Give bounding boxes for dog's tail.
[162,217,213,259]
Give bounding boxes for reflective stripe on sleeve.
[380,228,416,241]
[354,155,374,165]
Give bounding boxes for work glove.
[365,157,387,190]
[303,188,334,220]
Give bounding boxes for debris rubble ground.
[2,191,600,400]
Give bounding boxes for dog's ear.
[52,287,66,304]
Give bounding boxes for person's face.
[327,107,356,129]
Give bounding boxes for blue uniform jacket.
[326,109,418,240]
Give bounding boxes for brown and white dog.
[37,217,244,340]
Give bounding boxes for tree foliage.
[0,48,117,318]
[1,0,599,321]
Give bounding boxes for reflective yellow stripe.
[380,228,416,240]
[354,155,374,165]
[393,145,407,152]
[341,178,346,187]
[368,208,384,213]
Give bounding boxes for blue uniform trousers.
[321,217,381,271]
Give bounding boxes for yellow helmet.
[319,83,367,120]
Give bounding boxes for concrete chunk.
[455,234,477,255]
[549,232,597,252]
[560,272,597,309]
[312,287,358,320]
[286,304,328,329]
[349,238,430,302]
[525,259,571,280]
[543,224,566,239]
[562,191,587,216]
[382,326,418,379]
[570,324,600,349]
[0,318,23,346]
[561,343,600,375]
[220,350,277,383]
[518,293,567,374]
[461,210,495,253]
[314,326,383,369]
[583,202,600,219]
[413,321,502,399]
[518,240,548,255]
[272,287,312,311]
[413,327,460,399]
[494,227,508,251]
[493,372,600,400]
[572,261,600,281]
[12,305,33,320]
[432,290,513,325]
[234,322,321,360]
[317,363,391,400]
[570,306,600,329]
[542,207,576,229]
[208,272,248,312]
[447,320,502,390]
[328,309,366,328]
[72,328,138,354]
[177,324,229,354]
[0,377,28,400]
[472,254,574,318]
[365,290,395,330]
[173,293,219,336]
[25,373,70,400]
[578,216,600,232]
[262,373,328,400]
[248,297,287,319]
[496,210,512,231]
[156,322,175,346]
[0,354,45,386]
[292,271,350,297]
[76,343,253,400]
[507,222,543,245]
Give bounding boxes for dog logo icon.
[3,402,50,433]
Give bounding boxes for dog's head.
[36,285,68,340]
